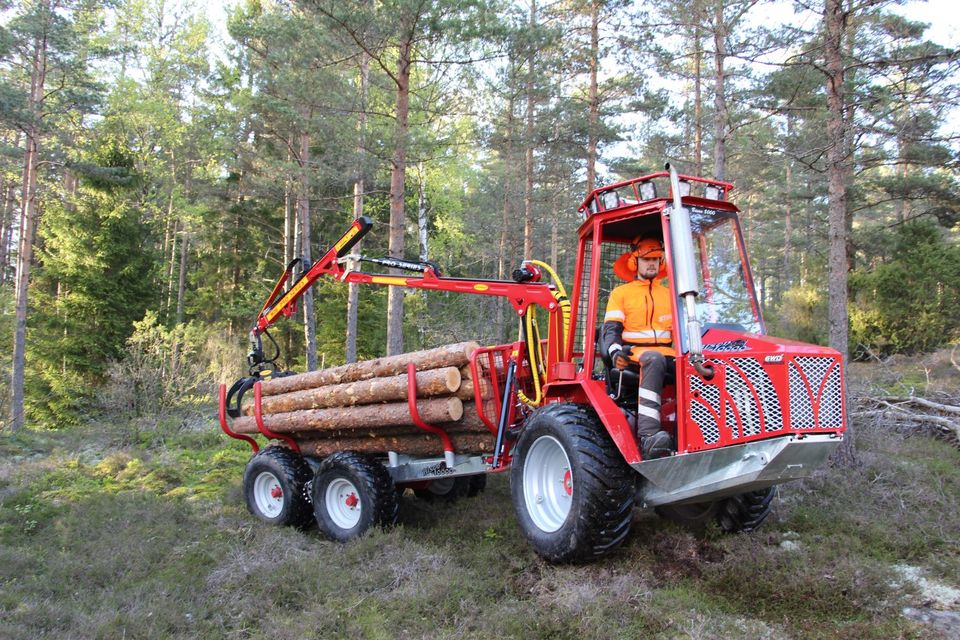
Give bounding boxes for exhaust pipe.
[666,163,714,380]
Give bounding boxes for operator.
[600,236,675,460]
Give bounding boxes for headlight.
[638,181,657,200]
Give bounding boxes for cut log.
[258,341,479,396]
[294,432,494,458]
[231,397,463,435]
[242,367,461,415]
[450,402,494,432]
[455,377,493,401]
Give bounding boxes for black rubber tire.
[654,501,721,531]
[716,486,776,533]
[466,474,487,497]
[510,403,636,563]
[311,452,399,542]
[242,446,314,527]
[413,477,470,502]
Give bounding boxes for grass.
[1,399,957,639]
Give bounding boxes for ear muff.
[627,253,638,272]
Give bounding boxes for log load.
[228,341,501,458]
[297,433,494,458]
[257,341,479,396]
[241,367,461,415]
[232,397,465,434]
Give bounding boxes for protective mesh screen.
[573,240,631,373]
[731,357,784,432]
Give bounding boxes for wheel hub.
[326,477,362,530]
[253,471,285,518]
[523,435,573,533]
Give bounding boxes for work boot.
[641,430,674,460]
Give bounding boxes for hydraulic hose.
[516,260,570,407]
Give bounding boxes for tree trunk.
[782,118,793,301]
[175,231,189,324]
[242,367,461,415]
[712,0,727,180]
[283,144,295,359]
[585,0,600,194]
[9,23,48,432]
[258,341,479,396]
[417,162,428,262]
[0,182,17,286]
[163,206,177,322]
[693,20,703,177]
[346,52,369,364]
[824,0,849,361]
[297,129,317,370]
[523,0,537,258]
[497,89,515,344]
[386,32,413,357]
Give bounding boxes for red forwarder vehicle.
[219,164,846,562]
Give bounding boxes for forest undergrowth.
[0,355,957,640]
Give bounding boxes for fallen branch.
[878,396,960,415]
[874,400,960,441]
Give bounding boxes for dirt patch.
[894,564,960,640]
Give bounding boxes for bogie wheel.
[242,446,314,527]
[510,403,636,562]
[412,477,470,502]
[312,451,399,542]
[466,474,486,497]
[716,487,776,533]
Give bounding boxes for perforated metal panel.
[788,362,817,429]
[686,353,843,449]
[731,357,783,432]
[791,356,844,430]
[795,357,833,392]
[819,366,844,428]
[690,376,721,444]
[725,400,739,439]
[722,366,761,437]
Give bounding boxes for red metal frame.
[253,381,301,453]
[217,384,260,453]
[406,363,454,457]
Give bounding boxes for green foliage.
[101,311,233,419]
[850,221,960,359]
[766,285,827,345]
[26,158,156,426]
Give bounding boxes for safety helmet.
[631,236,664,259]
[613,236,665,282]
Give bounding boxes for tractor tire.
[466,474,487,497]
[716,487,776,533]
[655,487,776,534]
[243,446,314,528]
[311,451,399,542]
[510,403,636,563]
[413,477,470,502]
[654,501,720,532]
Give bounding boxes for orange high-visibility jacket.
[603,277,675,358]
